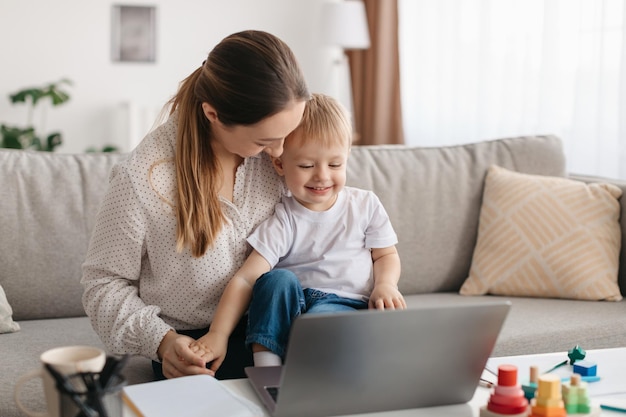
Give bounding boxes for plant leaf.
[48,90,70,106]
[31,136,43,151]
[0,125,38,149]
[10,88,45,105]
[46,132,62,151]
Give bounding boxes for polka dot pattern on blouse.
[81,111,285,361]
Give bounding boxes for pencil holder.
[52,370,126,417]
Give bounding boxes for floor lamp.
[321,0,371,123]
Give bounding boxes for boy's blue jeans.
[246,269,367,359]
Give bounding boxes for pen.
[600,404,626,413]
[543,359,568,374]
[82,371,107,417]
[100,354,129,389]
[479,378,494,389]
[44,364,97,417]
[484,366,498,378]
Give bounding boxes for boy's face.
[273,133,349,211]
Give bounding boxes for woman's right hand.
[157,330,215,378]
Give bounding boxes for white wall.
[0,0,335,153]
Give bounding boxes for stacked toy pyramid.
[562,374,601,416]
[480,364,529,417]
[529,374,566,417]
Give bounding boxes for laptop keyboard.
[265,386,279,402]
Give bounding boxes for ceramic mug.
[14,345,107,417]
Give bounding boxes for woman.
[81,30,309,380]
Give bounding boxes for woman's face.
[204,100,306,159]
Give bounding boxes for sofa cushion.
[347,135,567,294]
[403,292,626,356]
[460,165,623,301]
[570,173,626,295]
[0,149,128,320]
[0,285,19,333]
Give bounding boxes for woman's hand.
[157,330,215,378]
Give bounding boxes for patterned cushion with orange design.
[460,165,623,301]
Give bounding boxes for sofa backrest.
[0,149,128,320]
[3,135,623,320]
[346,135,570,294]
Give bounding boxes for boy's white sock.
[253,351,282,367]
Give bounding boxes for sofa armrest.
[569,173,626,188]
[569,173,626,296]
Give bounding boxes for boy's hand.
[157,330,214,379]
[369,283,407,310]
[189,331,229,373]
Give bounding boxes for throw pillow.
[460,165,623,301]
[0,284,20,333]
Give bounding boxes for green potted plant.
[0,79,72,151]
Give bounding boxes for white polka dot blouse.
[81,111,285,361]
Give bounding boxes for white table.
[124,347,626,416]
[221,377,485,416]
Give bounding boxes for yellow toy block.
[536,374,561,398]
[534,397,564,408]
[529,374,567,417]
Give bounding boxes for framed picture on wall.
[111,5,156,63]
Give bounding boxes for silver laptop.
[245,301,510,417]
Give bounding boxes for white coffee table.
[221,377,486,416]
[223,347,626,417]
[124,347,626,416]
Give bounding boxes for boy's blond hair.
[287,93,352,148]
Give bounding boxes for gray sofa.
[2,135,625,417]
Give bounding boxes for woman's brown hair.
[168,30,309,257]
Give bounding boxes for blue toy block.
[561,375,600,383]
[573,360,597,377]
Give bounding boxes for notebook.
[245,301,511,417]
[122,374,263,417]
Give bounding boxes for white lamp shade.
[321,1,371,50]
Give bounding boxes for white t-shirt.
[81,111,285,360]
[247,187,398,301]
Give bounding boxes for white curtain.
[399,0,626,179]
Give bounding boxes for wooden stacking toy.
[522,365,539,401]
[479,364,529,417]
[529,374,566,417]
[562,374,601,416]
